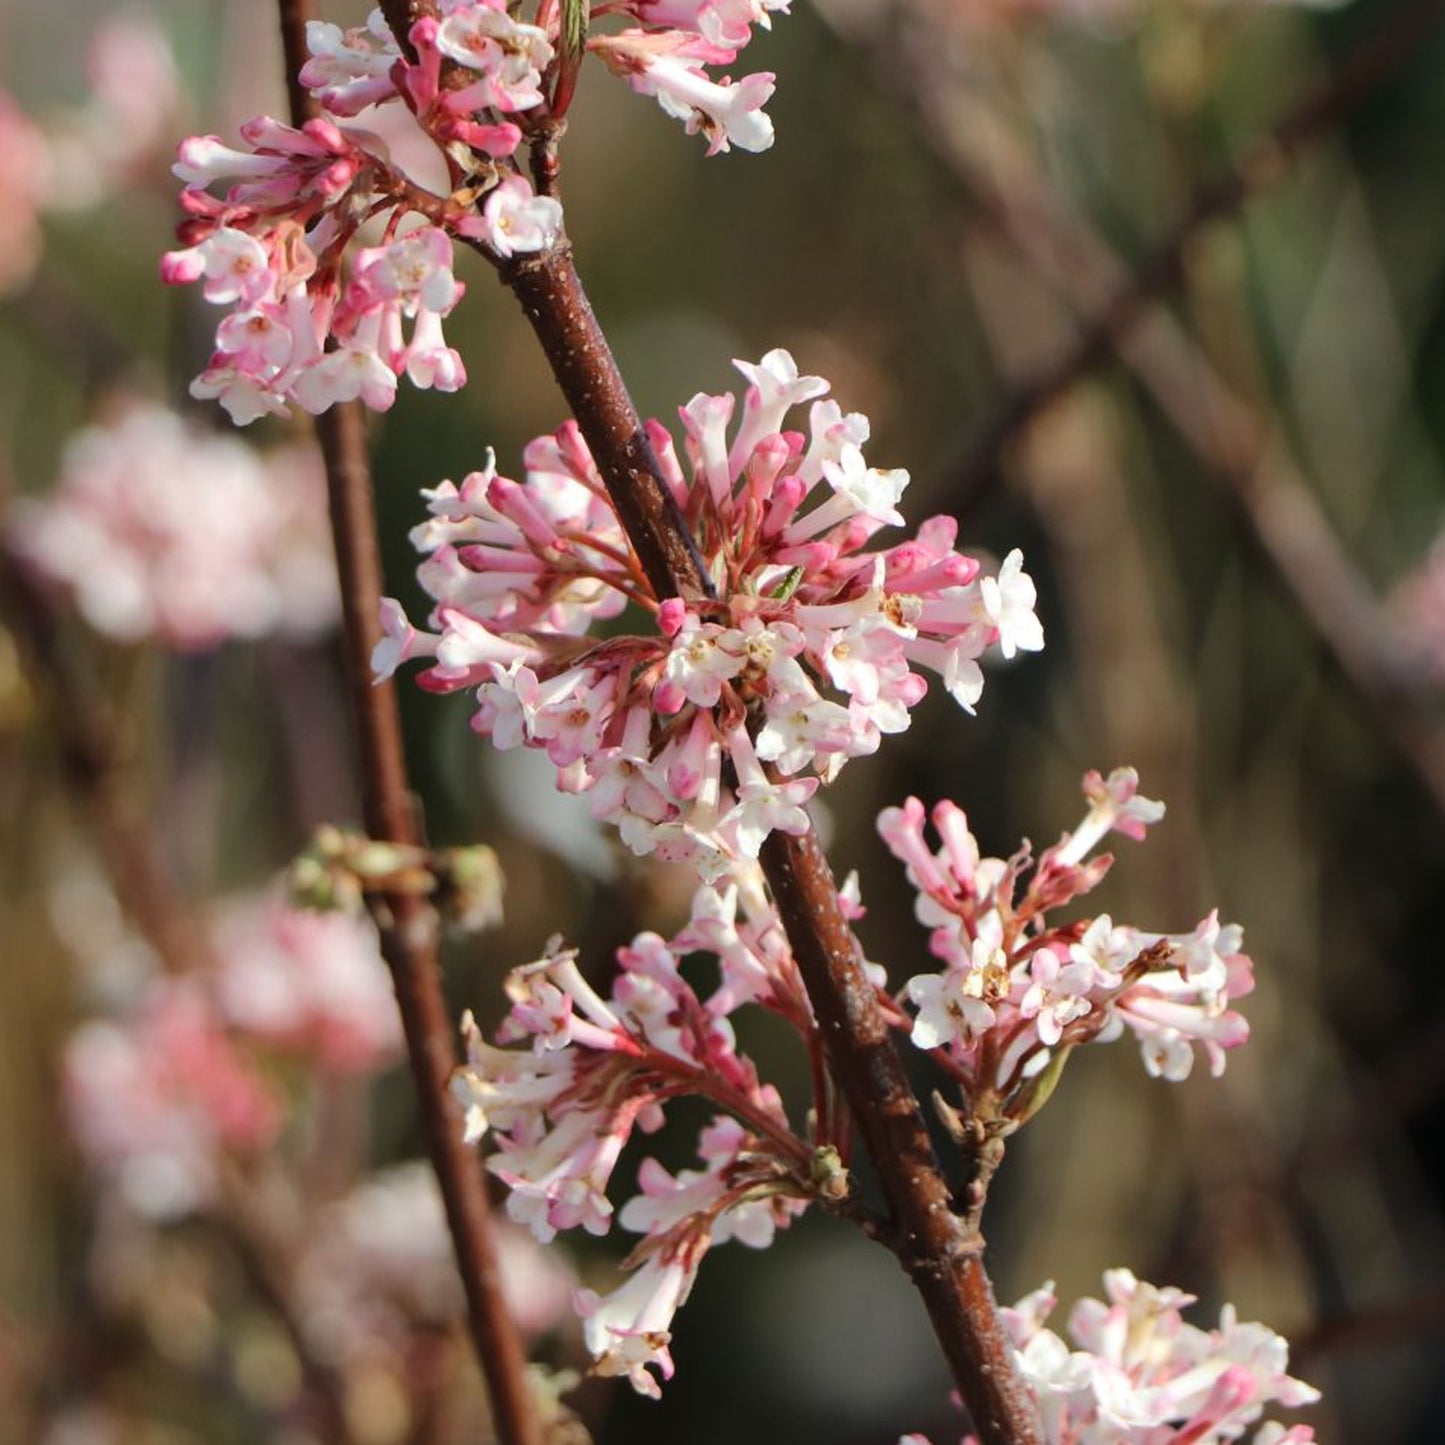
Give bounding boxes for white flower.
[980,549,1044,660]
[481,176,563,258]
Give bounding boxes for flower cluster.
[882,768,1253,1115]
[165,2,789,424]
[309,1,788,157]
[61,881,399,1218]
[62,981,281,1219]
[381,348,1042,876]
[211,887,404,1075]
[905,1270,1318,1445]
[451,899,818,1397]
[12,403,337,649]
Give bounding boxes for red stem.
[499,246,1043,1445]
[276,8,544,1445]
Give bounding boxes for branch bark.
[497,195,1043,1445]
[276,9,544,1445]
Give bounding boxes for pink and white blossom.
[12,404,338,648]
[881,770,1252,1108]
[387,351,1038,871]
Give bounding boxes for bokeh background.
[2,1,1444,1442]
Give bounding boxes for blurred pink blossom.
[42,13,179,212]
[12,403,338,649]
[61,980,281,1219]
[0,92,50,295]
[296,1162,576,1363]
[212,888,402,1075]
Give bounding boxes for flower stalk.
[276,7,545,1445]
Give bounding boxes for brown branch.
[506,246,1043,1444]
[940,0,1445,511]
[362,3,1043,1436]
[759,827,1039,1443]
[276,8,544,1445]
[497,155,1043,1445]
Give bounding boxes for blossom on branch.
[451,893,816,1395]
[881,769,1253,1114]
[905,1270,1319,1445]
[384,349,1040,874]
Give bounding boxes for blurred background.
[2,0,1444,1441]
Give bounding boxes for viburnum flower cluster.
[13,404,337,649]
[904,1271,1318,1445]
[378,348,1043,876]
[880,767,1254,1118]
[163,1,789,425]
[61,882,400,1218]
[451,912,819,1397]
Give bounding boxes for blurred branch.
[946,0,1445,508]
[822,0,1445,819]
[0,538,216,977]
[274,9,546,1445]
[964,168,1445,816]
[814,0,1445,510]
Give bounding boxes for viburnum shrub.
[165,3,1321,1442]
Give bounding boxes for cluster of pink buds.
[451,905,821,1396]
[905,1270,1318,1445]
[379,349,1043,875]
[880,768,1253,1118]
[165,2,790,425]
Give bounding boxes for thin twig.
[275,8,545,1445]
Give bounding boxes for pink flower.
[11,404,337,648]
[478,175,564,258]
[629,53,776,155]
[62,982,281,1219]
